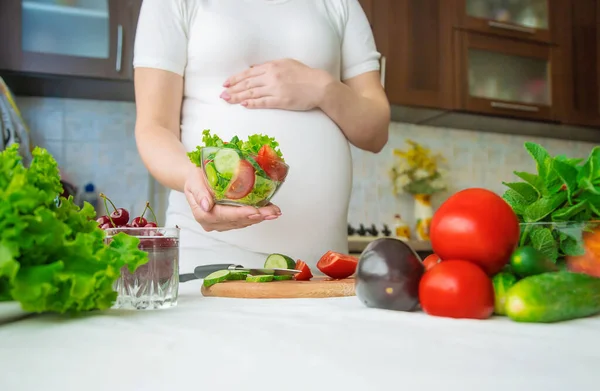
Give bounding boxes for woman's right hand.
[183,166,281,232]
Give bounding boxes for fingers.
[241,97,282,109]
[224,86,271,104]
[223,65,267,88]
[185,168,214,212]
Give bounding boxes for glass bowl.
[104,227,180,310]
[200,146,289,207]
[518,221,600,275]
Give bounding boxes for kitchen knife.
[179,264,301,283]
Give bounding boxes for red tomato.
[429,188,519,276]
[256,145,288,182]
[422,254,441,271]
[225,160,255,199]
[419,260,494,320]
[317,251,358,279]
[294,260,313,281]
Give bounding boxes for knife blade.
[179,263,300,283]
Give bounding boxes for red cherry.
[100,193,130,226]
[110,208,129,226]
[99,223,112,230]
[96,215,112,227]
[145,222,157,228]
[131,217,148,227]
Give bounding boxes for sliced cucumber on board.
[246,275,274,282]
[214,148,241,179]
[273,275,293,281]
[264,253,296,269]
[203,270,231,288]
[227,271,249,281]
[505,271,600,323]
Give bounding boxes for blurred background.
[0,0,598,255]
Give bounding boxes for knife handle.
[179,264,241,283]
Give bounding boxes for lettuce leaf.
[0,144,148,313]
[187,129,284,167]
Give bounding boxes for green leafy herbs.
[503,142,600,263]
[0,144,148,313]
[187,129,284,166]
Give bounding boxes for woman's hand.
[221,59,333,111]
[183,166,281,232]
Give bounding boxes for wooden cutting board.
[200,277,356,299]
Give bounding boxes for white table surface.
[1,279,599,391]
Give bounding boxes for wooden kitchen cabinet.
[372,0,456,110]
[557,0,600,128]
[0,0,141,81]
[456,0,556,43]
[454,31,559,121]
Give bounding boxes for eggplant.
[355,238,425,312]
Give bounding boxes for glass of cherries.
[99,194,180,310]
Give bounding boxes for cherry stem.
[139,202,148,219]
[99,192,118,213]
[99,193,116,227]
[146,201,158,223]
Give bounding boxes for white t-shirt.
[133,0,380,271]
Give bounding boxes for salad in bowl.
[188,130,289,207]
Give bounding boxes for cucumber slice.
[214,148,241,179]
[264,253,296,269]
[246,274,274,282]
[227,270,249,281]
[273,275,293,281]
[205,162,219,188]
[203,270,230,288]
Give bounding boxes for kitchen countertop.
[1,280,598,391]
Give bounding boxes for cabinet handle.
[490,101,540,112]
[488,21,535,34]
[380,55,386,88]
[115,24,123,73]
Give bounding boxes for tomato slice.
[294,260,313,281]
[317,251,358,279]
[422,253,442,271]
[256,145,288,182]
[225,160,256,199]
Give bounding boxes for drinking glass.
[104,227,180,310]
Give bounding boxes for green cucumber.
[203,270,230,288]
[505,271,600,323]
[246,274,274,282]
[205,162,219,188]
[273,275,293,281]
[227,270,249,281]
[492,272,518,316]
[510,246,558,278]
[264,253,296,269]
[214,148,240,179]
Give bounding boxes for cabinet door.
[0,0,133,80]
[558,0,600,127]
[455,31,557,121]
[374,0,455,109]
[457,0,553,43]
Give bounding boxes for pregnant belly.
[174,102,353,257]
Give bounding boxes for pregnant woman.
[133,0,390,271]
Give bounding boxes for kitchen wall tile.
[13,96,598,234]
[16,97,64,141]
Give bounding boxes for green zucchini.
[505,271,600,323]
[492,272,518,316]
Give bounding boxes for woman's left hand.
[221,59,332,111]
